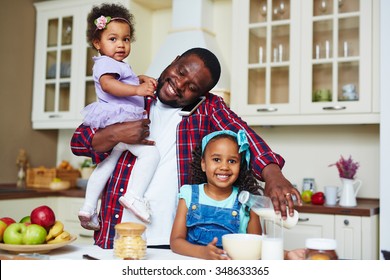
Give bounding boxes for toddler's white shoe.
[78,210,100,231]
[119,195,151,224]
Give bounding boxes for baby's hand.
[138,75,157,88]
[136,79,156,97]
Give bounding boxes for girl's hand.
[203,237,230,260]
[285,248,306,260]
[138,75,157,88]
[136,81,155,97]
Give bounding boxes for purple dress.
[82,55,145,129]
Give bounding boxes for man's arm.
[70,118,153,164]
[92,119,153,152]
[205,94,302,217]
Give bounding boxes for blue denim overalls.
[186,185,241,248]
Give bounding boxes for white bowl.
[222,233,263,260]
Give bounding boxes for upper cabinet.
[32,0,97,129]
[231,0,380,125]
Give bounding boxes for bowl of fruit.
[0,205,76,254]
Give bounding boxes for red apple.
[30,205,56,231]
[0,217,16,226]
[22,224,47,245]
[311,192,325,205]
[3,223,27,244]
[0,220,7,242]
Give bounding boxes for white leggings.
[83,142,160,211]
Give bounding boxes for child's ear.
[92,39,100,51]
[201,158,206,172]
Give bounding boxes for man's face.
[156,54,213,108]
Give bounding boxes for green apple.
[0,220,7,242]
[19,216,31,224]
[22,224,47,245]
[301,190,313,203]
[3,223,27,244]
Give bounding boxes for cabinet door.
[231,0,300,118]
[32,8,79,126]
[334,215,361,259]
[283,213,334,250]
[32,1,98,129]
[301,0,373,115]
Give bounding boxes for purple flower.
[329,155,359,179]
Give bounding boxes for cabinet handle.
[322,106,346,111]
[79,233,94,238]
[298,218,309,222]
[49,114,62,118]
[344,219,349,226]
[257,107,278,112]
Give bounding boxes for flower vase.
[339,178,362,207]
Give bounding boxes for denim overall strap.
[186,184,241,247]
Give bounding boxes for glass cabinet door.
[301,0,372,114]
[232,0,300,117]
[84,46,96,107]
[44,16,73,117]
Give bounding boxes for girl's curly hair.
[86,3,135,49]
[189,134,263,195]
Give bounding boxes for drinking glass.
[262,219,284,260]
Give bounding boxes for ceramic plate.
[0,235,77,254]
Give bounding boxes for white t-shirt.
[121,100,182,245]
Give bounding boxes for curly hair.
[189,134,263,195]
[86,3,135,49]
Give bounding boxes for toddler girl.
[78,3,159,230]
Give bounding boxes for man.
[71,48,301,249]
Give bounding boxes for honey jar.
[305,238,338,260]
[114,222,147,260]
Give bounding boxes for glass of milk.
[261,219,284,260]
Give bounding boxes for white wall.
[379,0,390,260]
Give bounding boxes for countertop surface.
[0,184,379,217]
[0,244,197,260]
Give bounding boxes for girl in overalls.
[170,130,263,259]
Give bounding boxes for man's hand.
[261,164,302,219]
[92,114,153,152]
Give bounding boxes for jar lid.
[115,222,146,236]
[305,238,337,250]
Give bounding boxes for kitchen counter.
[0,184,85,200]
[0,244,197,260]
[0,184,379,216]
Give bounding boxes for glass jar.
[114,222,147,260]
[302,178,316,193]
[305,238,338,260]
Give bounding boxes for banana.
[47,231,71,244]
[46,221,64,241]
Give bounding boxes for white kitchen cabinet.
[284,212,379,259]
[231,0,379,125]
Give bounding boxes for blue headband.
[201,130,251,169]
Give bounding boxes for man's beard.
[155,76,181,108]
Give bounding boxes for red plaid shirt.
[70,93,285,248]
